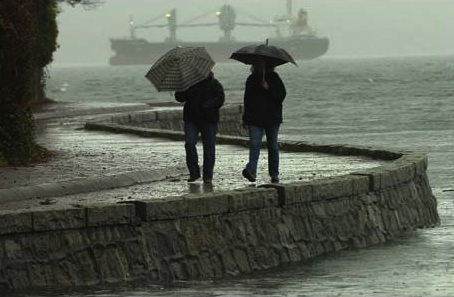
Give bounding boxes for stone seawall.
[88,104,248,139]
[0,105,439,290]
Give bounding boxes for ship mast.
[129,14,135,39]
[166,9,177,43]
[287,0,293,16]
[217,5,236,42]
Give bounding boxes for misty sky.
[53,0,454,66]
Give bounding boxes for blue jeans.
[245,124,280,179]
[184,121,218,179]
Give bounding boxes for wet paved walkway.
[0,102,385,213]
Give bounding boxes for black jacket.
[242,70,286,127]
[175,74,225,124]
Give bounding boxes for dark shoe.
[203,178,212,184]
[242,168,256,182]
[187,176,200,182]
[271,177,280,183]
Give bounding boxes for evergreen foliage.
[0,0,99,166]
[0,0,41,166]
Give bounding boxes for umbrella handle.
[261,80,269,90]
[261,71,269,90]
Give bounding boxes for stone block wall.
[95,104,246,137]
[0,106,440,290]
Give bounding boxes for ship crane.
[128,5,278,43]
[129,8,218,42]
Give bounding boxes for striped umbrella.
[145,46,215,92]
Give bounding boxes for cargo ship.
[109,1,329,65]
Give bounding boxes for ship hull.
[109,35,329,66]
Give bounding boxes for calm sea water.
[36,55,454,296]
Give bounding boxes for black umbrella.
[230,40,297,67]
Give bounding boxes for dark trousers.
[184,121,218,179]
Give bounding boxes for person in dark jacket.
[241,58,286,183]
[175,72,225,184]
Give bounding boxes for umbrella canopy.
[145,46,215,92]
[230,42,297,67]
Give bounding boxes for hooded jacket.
[242,70,286,127]
[175,73,225,124]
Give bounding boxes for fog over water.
[53,0,454,66]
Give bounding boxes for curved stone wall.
[0,105,439,290]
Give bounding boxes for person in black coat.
[175,72,225,184]
[241,58,286,183]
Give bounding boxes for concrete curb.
[0,164,186,203]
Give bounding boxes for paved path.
[0,102,385,213]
